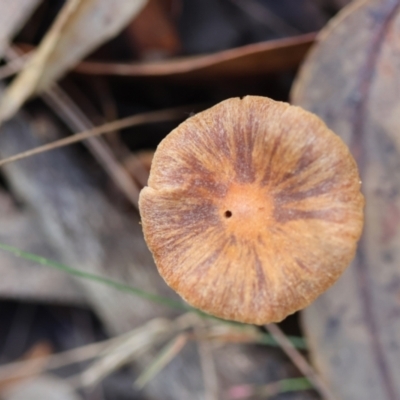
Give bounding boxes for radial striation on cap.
[139,96,364,325]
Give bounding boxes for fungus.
[139,96,364,325]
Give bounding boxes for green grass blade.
[0,242,307,350]
[0,242,188,311]
[228,377,313,399]
[278,377,313,392]
[258,331,307,350]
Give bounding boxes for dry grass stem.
[0,311,308,393]
[0,315,194,385]
[133,333,189,390]
[0,103,192,168]
[265,323,337,400]
[0,339,110,383]
[0,51,32,80]
[71,318,175,389]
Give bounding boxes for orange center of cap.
[218,183,274,239]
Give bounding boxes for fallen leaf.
[0,0,148,123]
[0,342,53,392]
[126,0,181,60]
[292,0,400,399]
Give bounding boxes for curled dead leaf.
[292,0,400,398]
[0,0,148,123]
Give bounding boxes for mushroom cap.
[139,96,364,325]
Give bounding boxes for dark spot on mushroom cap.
[224,210,232,218]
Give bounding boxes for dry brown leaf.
[0,342,52,392]
[126,0,181,59]
[74,33,315,81]
[0,0,148,123]
[292,0,400,399]
[0,0,41,56]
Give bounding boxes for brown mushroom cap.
[139,96,364,325]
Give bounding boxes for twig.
[70,318,174,389]
[43,86,142,207]
[0,50,32,80]
[70,313,197,390]
[0,105,190,168]
[0,338,110,382]
[264,323,337,400]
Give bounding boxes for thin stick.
[0,51,32,80]
[42,86,142,207]
[0,339,110,382]
[72,319,174,389]
[264,324,337,400]
[0,318,173,385]
[0,315,189,384]
[0,106,190,168]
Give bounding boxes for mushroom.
[139,96,364,325]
